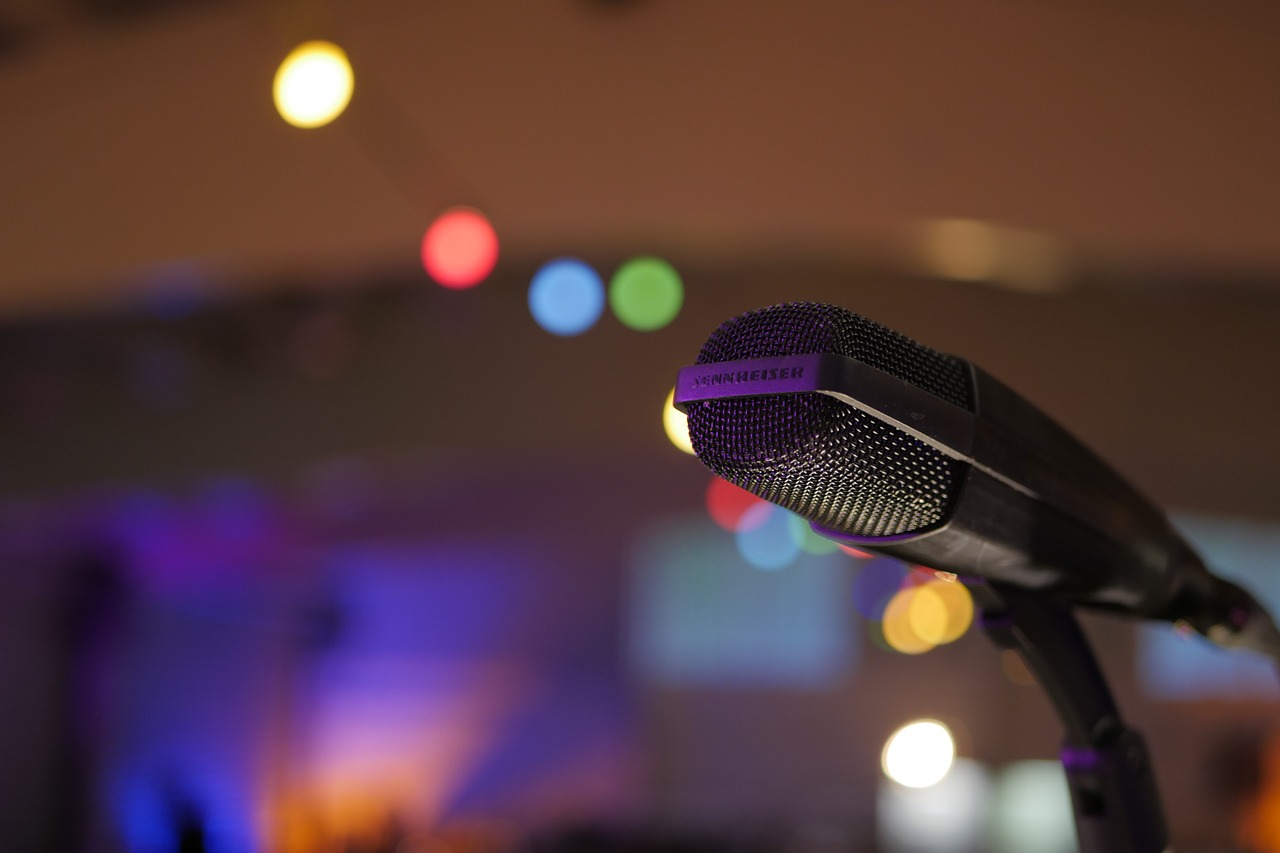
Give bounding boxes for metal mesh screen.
[685,302,974,538]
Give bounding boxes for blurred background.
[2,1,1280,851]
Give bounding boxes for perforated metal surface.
[686,303,974,538]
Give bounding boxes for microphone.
[674,302,1280,660]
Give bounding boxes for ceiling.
[3,0,1280,317]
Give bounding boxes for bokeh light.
[918,218,999,283]
[882,587,937,655]
[421,208,499,289]
[735,503,800,570]
[663,389,695,455]
[917,218,1068,294]
[273,41,354,129]
[989,761,1077,853]
[865,620,895,654]
[705,477,768,532]
[528,258,605,336]
[609,257,683,331]
[877,758,990,853]
[876,573,975,654]
[882,719,956,788]
[909,577,974,645]
[905,584,950,646]
[851,558,910,619]
[787,514,841,555]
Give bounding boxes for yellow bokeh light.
[882,719,956,788]
[663,388,695,455]
[916,218,1068,293]
[882,587,936,655]
[919,218,999,282]
[274,41,354,129]
[906,586,949,644]
[908,577,975,645]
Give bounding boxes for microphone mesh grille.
[686,302,973,538]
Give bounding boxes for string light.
[882,720,956,788]
[529,258,604,336]
[735,503,800,570]
[882,587,937,655]
[909,576,974,645]
[273,41,354,129]
[421,208,499,289]
[705,477,768,532]
[609,257,683,331]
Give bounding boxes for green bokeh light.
[787,513,841,555]
[609,257,683,331]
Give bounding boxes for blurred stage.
[1,2,1280,852]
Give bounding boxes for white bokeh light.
[882,719,956,788]
[273,41,354,129]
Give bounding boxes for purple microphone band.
[1060,745,1105,774]
[675,352,977,458]
[674,354,830,406]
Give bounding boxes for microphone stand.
[970,580,1169,853]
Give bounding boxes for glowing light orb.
[909,577,975,645]
[705,477,768,532]
[918,218,999,283]
[787,514,840,555]
[421,208,499,288]
[917,218,1067,294]
[609,257,683,331]
[663,388,695,455]
[273,41,354,129]
[852,558,909,619]
[529,258,605,336]
[882,720,956,788]
[882,587,937,655]
[735,503,800,570]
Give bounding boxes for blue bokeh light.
[735,504,801,570]
[528,258,605,336]
[852,557,910,619]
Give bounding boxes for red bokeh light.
[421,207,499,288]
[705,477,769,532]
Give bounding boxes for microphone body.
[675,302,1279,658]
